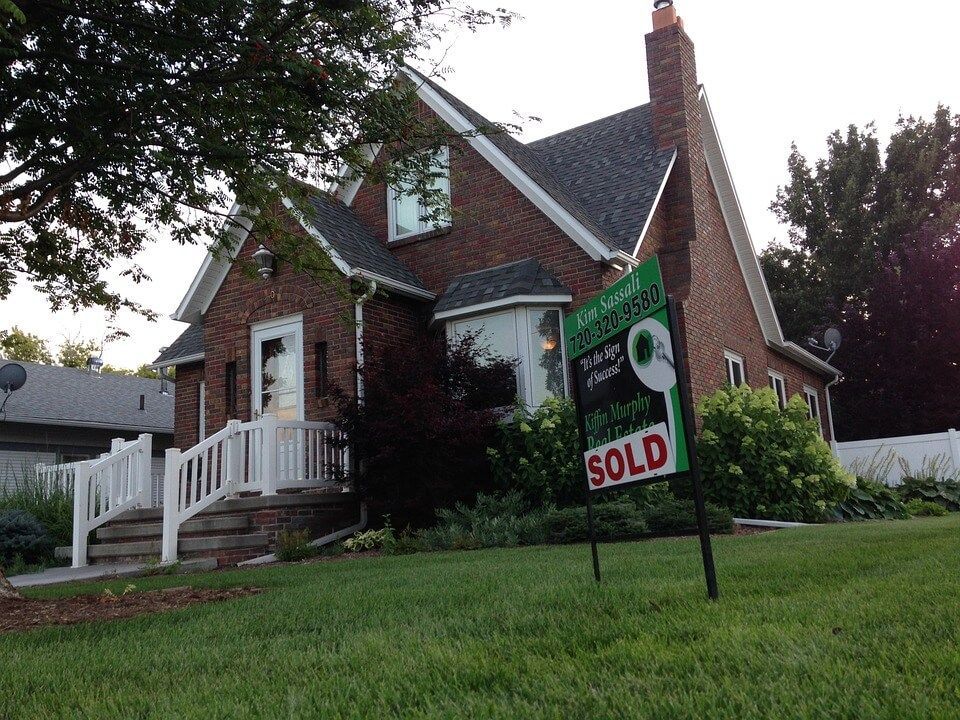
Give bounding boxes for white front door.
[251,316,304,421]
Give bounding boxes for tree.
[0,1,514,316]
[56,337,100,369]
[0,326,52,363]
[763,107,960,342]
[832,226,960,440]
[103,364,159,379]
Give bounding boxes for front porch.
[38,416,360,568]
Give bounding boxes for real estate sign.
[564,256,688,491]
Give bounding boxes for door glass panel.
[527,308,565,405]
[260,334,298,420]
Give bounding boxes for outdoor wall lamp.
[252,244,275,279]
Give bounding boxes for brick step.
[96,515,250,542]
[56,533,270,563]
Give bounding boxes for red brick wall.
[173,362,203,449]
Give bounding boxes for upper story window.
[803,384,822,433]
[768,369,787,409]
[388,146,451,242]
[450,306,567,408]
[724,350,745,386]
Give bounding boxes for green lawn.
[3,517,959,719]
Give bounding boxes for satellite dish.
[0,363,26,393]
[824,327,842,351]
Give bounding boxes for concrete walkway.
[9,562,148,588]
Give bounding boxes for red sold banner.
[583,422,676,491]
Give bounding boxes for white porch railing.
[161,415,348,563]
[63,434,153,568]
[35,459,84,495]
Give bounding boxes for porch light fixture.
[252,244,275,279]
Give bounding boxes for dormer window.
[387,147,451,242]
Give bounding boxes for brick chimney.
[645,1,710,301]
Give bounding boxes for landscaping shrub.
[336,331,516,526]
[0,473,73,549]
[487,397,582,510]
[904,499,948,517]
[837,478,908,521]
[419,492,548,552]
[0,510,53,566]
[642,496,734,535]
[897,475,960,512]
[544,500,647,544]
[697,384,854,522]
[343,527,393,553]
[275,529,317,562]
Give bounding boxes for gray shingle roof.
[407,68,674,255]
[153,323,203,366]
[304,193,427,291]
[434,258,571,316]
[0,361,173,433]
[528,104,676,253]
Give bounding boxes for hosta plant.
[897,476,960,512]
[697,384,854,522]
[837,478,908,521]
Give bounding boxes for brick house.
[154,2,838,456]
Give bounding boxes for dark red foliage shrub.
[335,331,516,526]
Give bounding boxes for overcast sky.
[5,0,960,369]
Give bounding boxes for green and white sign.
[564,256,689,490]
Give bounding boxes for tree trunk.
[0,568,22,600]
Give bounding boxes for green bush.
[543,500,648,544]
[697,385,854,522]
[897,476,960,512]
[343,527,393,552]
[419,493,548,552]
[0,474,73,549]
[904,499,948,517]
[643,496,734,535]
[275,529,318,562]
[0,510,53,566]
[487,397,582,510]
[837,478,908,521]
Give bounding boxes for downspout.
[353,278,378,402]
[825,375,840,453]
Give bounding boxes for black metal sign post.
[564,257,718,600]
[666,295,719,601]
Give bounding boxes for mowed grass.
[3,517,960,719]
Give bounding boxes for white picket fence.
[835,429,960,486]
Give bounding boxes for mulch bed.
[1,586,263,634]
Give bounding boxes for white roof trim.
[350,269,435,301]
[147,352,205,371]
[335,143,383,205]
[633,148,677,256]
[281,198,352,275]
[699,86,837,378]
[433,293,573,322]
[402,68,619,264]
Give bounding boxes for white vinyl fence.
[835,429,960,486]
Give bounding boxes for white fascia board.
[433,293,573,322]
[349,269,435,301]
[632,148,677,256]
[403,68,618,264]
[335,144,383,205]
[147,352,205,371]
[699,87,785,343]
[282,197,353,276]
[771,340,840,378]
[3,415,174,434]
[173,202,253,323]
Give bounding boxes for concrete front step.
[56,533,270,562]
[96,514,250,541]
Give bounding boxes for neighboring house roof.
[152,323,204,368]
[433,258,572,320]
[528,105,677,255]
[0,361,174,433]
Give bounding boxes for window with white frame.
[724,350,745,386]
[388,146,451,241]
[803,384,822,432]
[768,370,787,409]
[450,306,567,407]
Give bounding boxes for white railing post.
[161,448,181,564]
[261,414,278,496]
[71,461,91,568]
[137,433,152,507]
[225,419,242,495]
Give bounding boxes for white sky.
[4,0,960,369]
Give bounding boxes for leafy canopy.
[0,0,514,316]
[0,326,52,364]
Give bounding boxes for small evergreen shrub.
[0,510,53,566]
[697,385,854,522]
[643,497,734,535]
[0,473,73,549]
[904,498,949,517]
[487,397,582,510]
[543,500,648,544]
[419,493,548,552]
[837,478,908,521]
[897,476,960,512]
[275,529,317,562]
